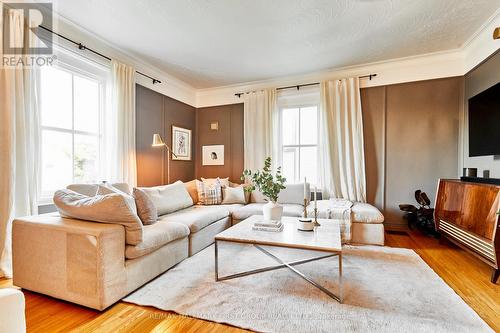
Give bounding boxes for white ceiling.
[51,0,500,89]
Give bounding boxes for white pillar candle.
[314,186,317,209]
[303,177,307,200]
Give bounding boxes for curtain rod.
[234,73,377,98]
[39,26,162,84]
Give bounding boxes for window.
[39,58,106,201]
[281,105,319,185]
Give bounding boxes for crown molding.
[462,8,500,73]
[195,49,465,107]
[195,9,500,108]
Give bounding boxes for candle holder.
[303,198,308,218]
[313,208,321,227]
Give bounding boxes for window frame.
[38,52,108,204]
[279,103,320,185]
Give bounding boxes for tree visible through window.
[281,105,318,185]
[39,64,104,200]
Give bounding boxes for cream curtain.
[0,7,40,277]
[318,78,366,202]
[243,89,279,171]
[109,60,137,186]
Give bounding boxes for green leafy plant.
[241,157,286,202]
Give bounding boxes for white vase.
[263,201,283,222]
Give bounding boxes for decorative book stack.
[252,220,284,232]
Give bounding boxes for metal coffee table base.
[214,240,343,303]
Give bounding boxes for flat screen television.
[468,82,500,157]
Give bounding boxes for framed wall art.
[171,125,192,160]
[202,145,224,166]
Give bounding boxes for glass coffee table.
[214,215,343,303]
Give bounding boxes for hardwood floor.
[1,231,498,332]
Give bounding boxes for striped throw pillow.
[196,180,223,205]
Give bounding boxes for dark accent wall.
[195,104,244,183]
[136,84,196,186]
[137,78,462,231]
[362,77,462,229]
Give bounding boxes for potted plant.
[241,157,287,221]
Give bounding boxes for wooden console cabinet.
[435,179,500,283]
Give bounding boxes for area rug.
[123,243,492,333]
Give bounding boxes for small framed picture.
[202,145,224,166]
[172,126,192,161]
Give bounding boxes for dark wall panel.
[136,84,196,186]
[136,85,164,187]
[164,96,196,183]
[195,104,244,183]
[361,77,461,229]
[361,86,386,211]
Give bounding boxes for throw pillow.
[221,186,246,204]
[133,188,158,225]
[250,189,268,203]
[229,182,251,203]
[184,180,199,204]
[196,180,222,205]
[53,189,143,245]
[201,177,230,187]
[138,181,193,215]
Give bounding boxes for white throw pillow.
[221,186,246,204]
[139,181,193,215]
[201,177,230,187]
[53,189,143,245]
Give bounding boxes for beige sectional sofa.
[12,181,384,310]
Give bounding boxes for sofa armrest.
[12,213,127,310]
[0,289,26,333]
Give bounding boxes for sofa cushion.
[53,189,143,245]
[277,183,310,205]
[307,200,385,224]
[231,203,304,221]
[159,205,230,232]
[218,204,245,213]
[139,181,193,215]
[133,188,158,225]
[67,184,99,196]
[249,183,310,204]
[96,184,137,214]
[125,221,189,259]
[351,202,385,224]
[67,183,131,196]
